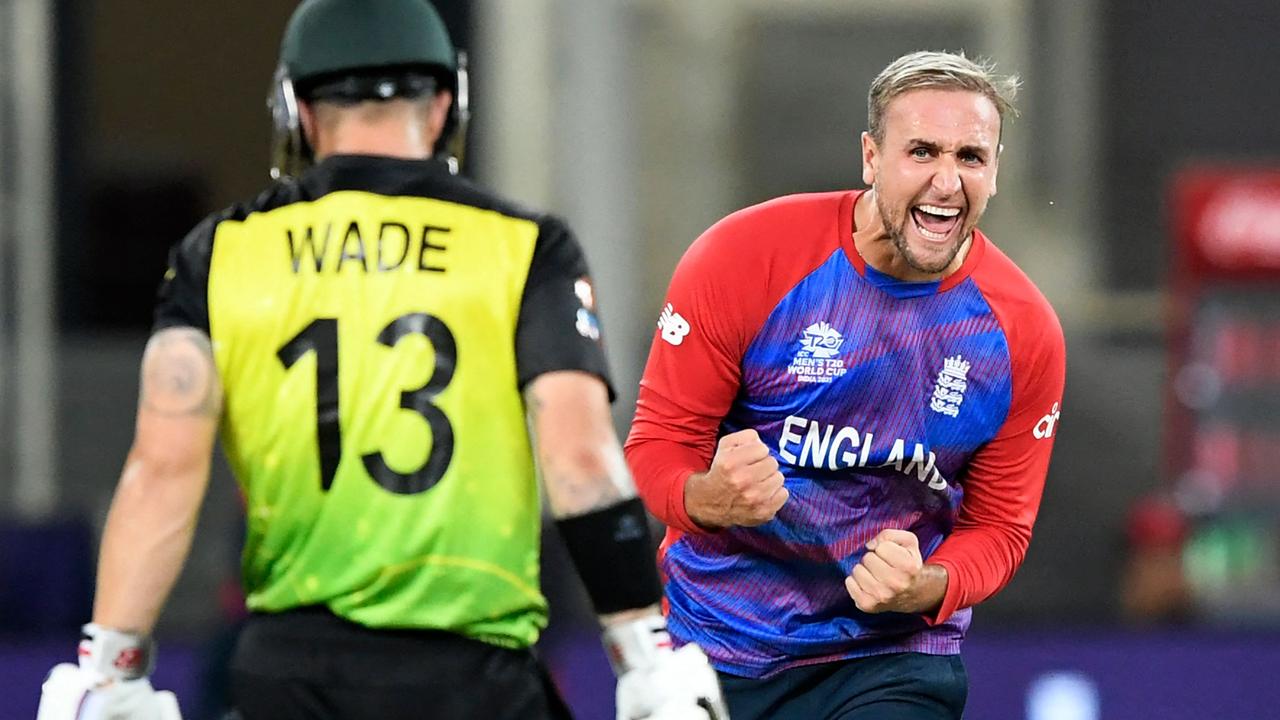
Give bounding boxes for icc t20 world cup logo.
[798,321,843,359]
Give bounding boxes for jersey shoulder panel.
[629,191,856,469]
[969,237,1064,359]
[515,212,615,396]
[968,235,1066,436]
[172,179,309,265]
[423,173,548,224]
[689,191,850,276]
[299,155,546,223]
[676,191,855,348]
[153,181,305,333]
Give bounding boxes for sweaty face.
[863,89,1001,277]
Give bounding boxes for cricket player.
[38,1,726,718]
[627,51,1066,719]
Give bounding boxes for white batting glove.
[37,625,183,720]
[605,615,729,720]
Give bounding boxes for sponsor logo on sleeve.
[658,303,690,345]
[574,277,596,310]
[573,276,601,341]
[575,308,601,340]
[1033,402,1061,439]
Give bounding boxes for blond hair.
[867,50,1019,142]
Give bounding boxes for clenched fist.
[684,428,788,529]
[845,528,946,614]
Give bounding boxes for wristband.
[601,613,673,676]
[555,497,663,615]
[79,623,155,681]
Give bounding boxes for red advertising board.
[1173,169,1280,278]
[1164,168,1280,620]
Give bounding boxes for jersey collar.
[301,154,455,196]
[838,189,988,295]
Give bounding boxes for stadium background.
[2,0,1280,717]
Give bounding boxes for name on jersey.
[286,220,449,274]
[777,414,950,491]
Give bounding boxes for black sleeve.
[152,214,217,334]
[515,216,616,400]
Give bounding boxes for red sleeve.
[926,248,1067,624]
[624,221,753,534]
[624,193,851,535]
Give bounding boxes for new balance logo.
[658,303,690,345]
[1034,402,1061,439]
[929,355,971,418]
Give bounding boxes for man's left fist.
[845,528,924,614]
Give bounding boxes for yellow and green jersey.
[154,155,612,649]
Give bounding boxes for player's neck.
[853,189,969,282]
[314,122,436,161]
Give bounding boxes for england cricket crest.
[930,354,971,417]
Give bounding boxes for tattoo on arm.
[550,466,627,516]
[140,328,222,418]
[524,384,630,517]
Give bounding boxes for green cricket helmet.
[268,0,470,179]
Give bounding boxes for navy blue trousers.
[719,652,967,720]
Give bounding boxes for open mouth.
[910,204,962,243]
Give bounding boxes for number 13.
[277,313,456,495]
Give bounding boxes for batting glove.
[37,624,182,720]
[606,615,729,720]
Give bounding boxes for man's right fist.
[685,428,788,529]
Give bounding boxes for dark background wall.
[1101,1,1280,290]
[59,0,474,329]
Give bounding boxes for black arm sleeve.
[515,217,616,400]
[152,215,216,334]
[555,498,663,614]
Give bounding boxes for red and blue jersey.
[626,190,1065,678]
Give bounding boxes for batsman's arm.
[526,370,631,520]
[524,370,727,719]
[93,326,222,635]
[525,370,658,623]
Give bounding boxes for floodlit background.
[2,0,1280,718]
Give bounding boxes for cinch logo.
[787,321,847,384]
[930,355,971,418]
[1034,402,1061,439]
[658,303,690,345]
